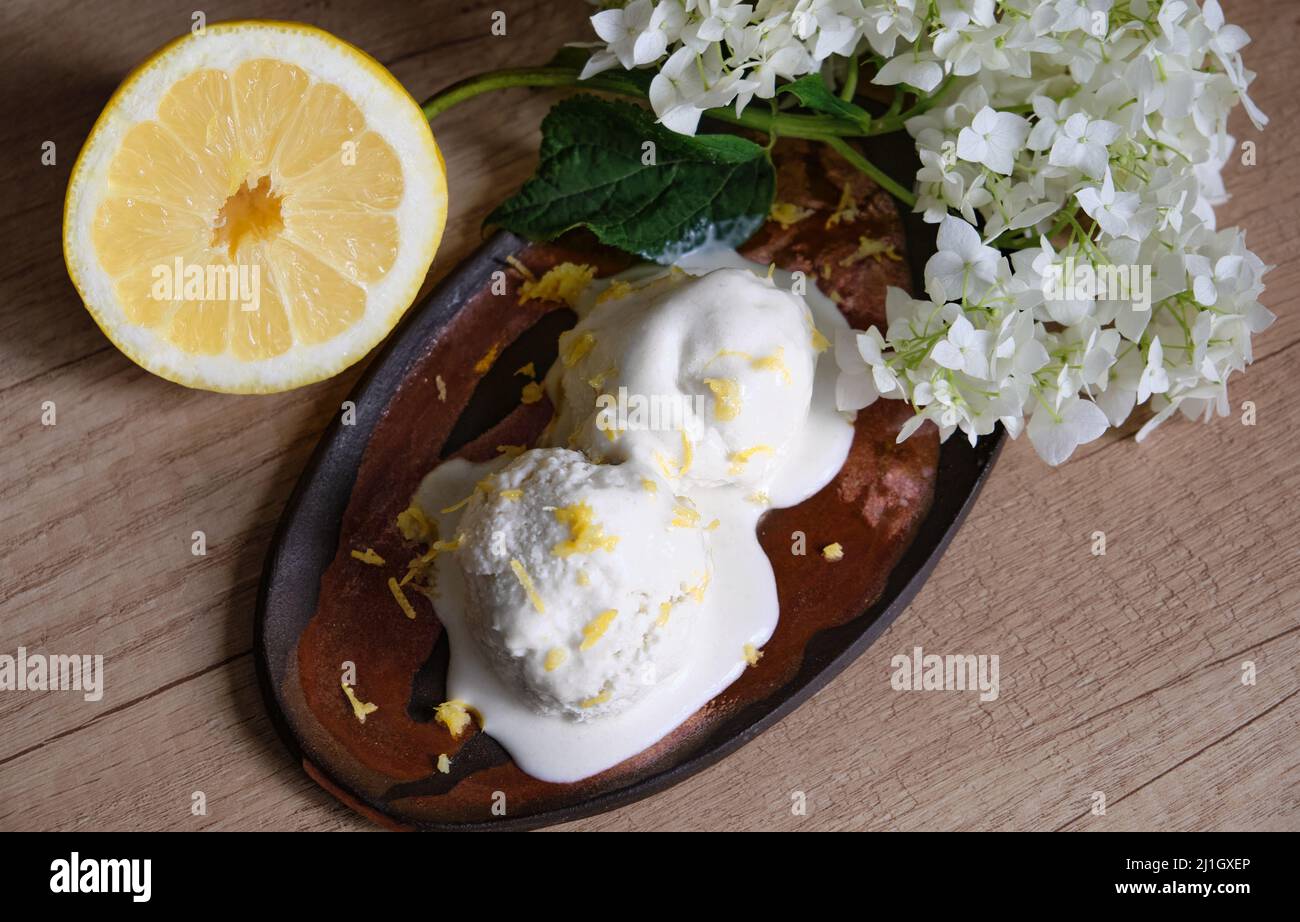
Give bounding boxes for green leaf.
[778,74,872,130]
[487,95,775,263]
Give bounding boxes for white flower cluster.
[580,0,1273,464]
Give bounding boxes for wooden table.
[1,0,1296,832]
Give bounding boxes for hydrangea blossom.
[580,0,1273,464]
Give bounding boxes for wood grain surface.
[0,0,1296,832]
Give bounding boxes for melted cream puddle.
[414,250,854,782]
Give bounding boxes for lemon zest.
[561,330,597,367]
[703,377,742,421]
[552,502,619,557]
[519,262,596,307]
[671,504,701,528]
[596,279,634,304]
[580,609,618,651]
[840,235,902,267]
[825,184,860,229]
[510,558,546,613]
[769,201,815,229]
[388,577,418,620]
[350,547,385,566]
[435,699,474,738]
[544,648,568,672]
[505,254,536,281]
[473,342,500,374]
[341,682,378,723]
[752,346,792,384]
[396,503,432,542]
[728,444,774,474]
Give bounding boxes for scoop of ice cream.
[453,447,712,719]
[543,267,821,491]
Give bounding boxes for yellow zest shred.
[656,601,673,628]
[400,547,438,587]
[728,444,774,474]
[552,502,619,556]
[641,478,658,493]
[579,688,612,709]
[435,375,447,402]
[505,254,536,282]
[714,348,755,363]
[671,504,701,528]
[388,577,418,620]
[576,570,591,586]
[687,569,711,604]
[440,494,474,514]
[747,490,770,505]
[521,381,545,404]
[580,609,618,651]
[810,324,830,354]
[825,184,860,229]
[341,682,378,723]
[516,362,536,378]
[840,235,902,267]
[519,262,596,307]
[596,279,634,304]
[561,330,597,367]
[396,503,433,542]
[350,547,385,566]
[743,643,763,667]
[510,558,546,613]
[752,346,793,384]
[704,377,742,421]
[436,753,451,774]
[496,444,526,458]
[499,488,523,501]
[432,536,462,552]
[822,542,845,562]
[654,450,678,480]
[473,342,501,374]
[544,647,568,672]
[435,699,474,738]
[769,201,815,229]
[587,366,617,390]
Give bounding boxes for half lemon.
[64,20,447,393]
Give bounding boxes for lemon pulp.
[66,22,446,393]
[91,58,405,360]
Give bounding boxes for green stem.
[824,136,917,208]
[840,56,860,101]
[421,67,868,140]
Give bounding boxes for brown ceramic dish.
[255,140,1003,830]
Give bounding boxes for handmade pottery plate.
[255,140,1003,830]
